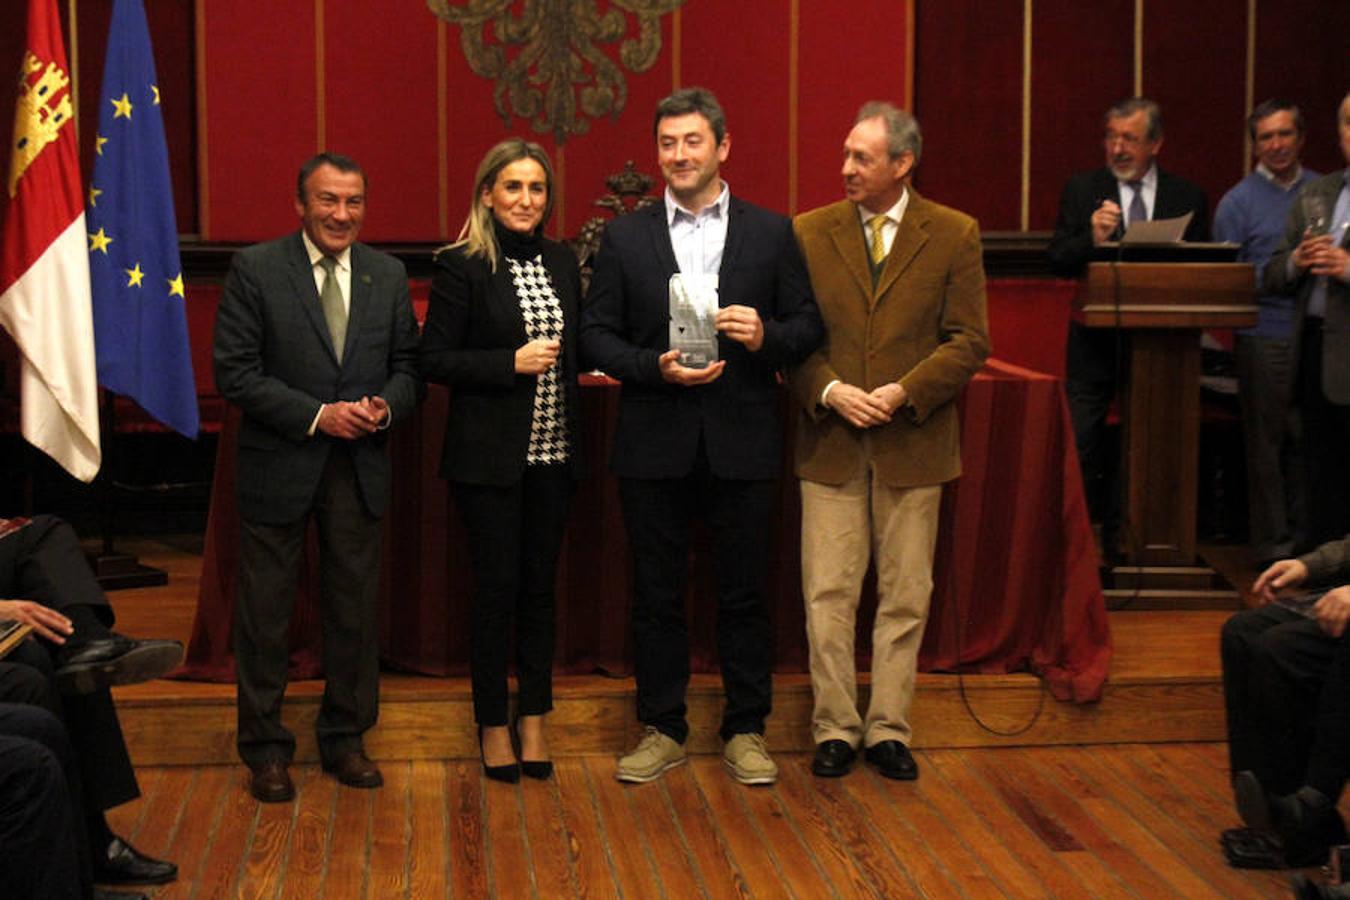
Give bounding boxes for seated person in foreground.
[1221,532,1350,866]
[1,514,183,888]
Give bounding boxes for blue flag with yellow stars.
[86,0,198,438]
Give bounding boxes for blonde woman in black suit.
[419,140,584,782]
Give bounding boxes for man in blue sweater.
[1213,99,1319,566]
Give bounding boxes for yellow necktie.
[867,215,887,267]
[319,255,347,363]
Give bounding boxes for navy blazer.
[579,196,824,480]
[213,232,423,524]
[419,238,585,485]
[1047,166,1210,277]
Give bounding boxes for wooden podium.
[1078,261,1256,570]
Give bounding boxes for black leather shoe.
[520,760,553,780]
[323,751,384,789]
[92,835,178,885]
[55,634,183,695]
[811,740,856,777]
[1235,773,1347,867]
[864,740,918,780]
[249,760,296,803]
[94,890,148,900]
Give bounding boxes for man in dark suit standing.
[581,87,823,785]
[214,153,422,802]
[1047,97,1209,560]
[1265,92,1350,550]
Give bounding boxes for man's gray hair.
[654,87,727,144]
[1104,97,1162,141]
[856,101,922,165]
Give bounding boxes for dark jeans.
[1235,332,1302,561]
[453,464,574,726]
[619,454,776,744]
[1221,604,1350,798]
[1297,321,1350,552]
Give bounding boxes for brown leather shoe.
[323,751,383,788]
[248,760,294,803]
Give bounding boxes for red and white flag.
[0,0,101,481]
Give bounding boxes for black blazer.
[213,232,423,524]
[419,238,585,486]
[579,196,824,480]
[1047,166,1210,277]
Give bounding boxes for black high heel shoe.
[515,715,553,780]
[479,727,520,784]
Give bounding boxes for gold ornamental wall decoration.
[428,0,686,144]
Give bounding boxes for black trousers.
[0,702,91,900]
[619,453,776,744]
[1220,604,1350,799]
[0,515,113,628]
[1296,321,1350,552]
[235,449,383,768]
[1065,321,1123,547]
[453,464,574,726]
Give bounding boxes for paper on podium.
[1121,211,1194,244]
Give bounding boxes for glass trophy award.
[668,273,719,368]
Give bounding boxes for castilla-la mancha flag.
[0,0,101,481]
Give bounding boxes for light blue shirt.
[666,181,730,276]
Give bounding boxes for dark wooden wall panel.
[795,1,913,214]
[1027,0,1134,230]
[681,2,792,213]
[199,2,317,241]
[324,2,440,242]
[1143,0,1247,224]
[913,0,1022,229]
[1254,0,1350,178]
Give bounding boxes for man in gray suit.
[213,153,422,802]
[1266,92,1350,551]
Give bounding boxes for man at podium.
[1047,97,1208,561]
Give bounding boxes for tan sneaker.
[723,732,778,785]
[616,726,686,783]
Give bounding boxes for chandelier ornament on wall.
[428,0,686,144]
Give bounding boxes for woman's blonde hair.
[444,138,555,271]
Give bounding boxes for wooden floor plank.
[323,772,373,900]
[1049,746,1274,900]
[993,749,1176,898]
[367,761,411,899]
[484,777,534,898]
[624,773,707,899]
[446,760,489,899]
[152,767,234,900]
[927,750,1120,899]
[104,765,162,840]
[122,765,192,863]
[733,767,837,898]
[788,760,922,897]
[235,772,301,900]
[774,762,879,899]
[277,766,337,900]
[191,768,261,900]
[553,757,619,900]
[407,760,450,900]
[1034,748,1226,899]
[660,764,751,900]
[687,756,793,896]
[584,755,662,896]
[912,750,1052,899]
[519,775,578,898]
[849,763,1002,899]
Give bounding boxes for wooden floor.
[90,536,1316,898]
[108,744,1310,899]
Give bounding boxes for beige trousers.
[800,469,941,747]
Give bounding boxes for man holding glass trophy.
[1266,92,1350,550]
[581,87,823,785]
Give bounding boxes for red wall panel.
[1027,0,1133,230]
[1143,0,1247,226]
[913,0,1022,230]
[679,3,792,213]
[796,1,913,215]
[199,1,318,241]
[323,1,440,241]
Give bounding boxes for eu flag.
[86,0,198,438]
